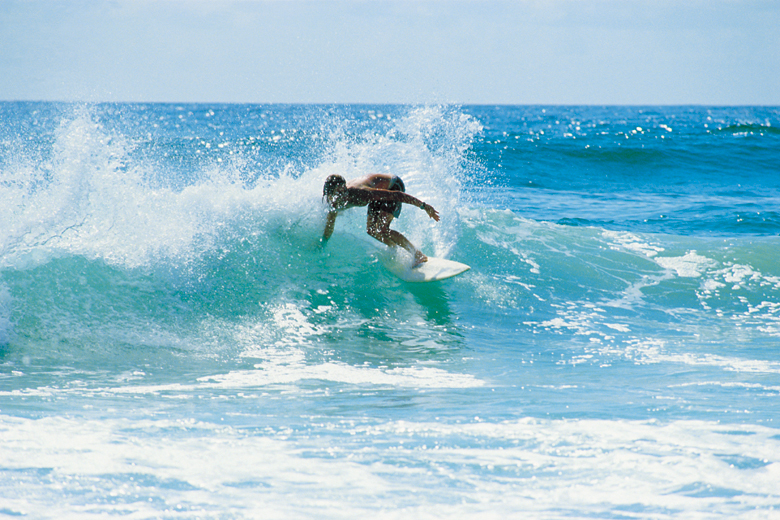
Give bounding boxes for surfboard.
[382,255,471,282]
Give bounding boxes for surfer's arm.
[322,211,337,244]
[362,189,441,221]
[419,201,440,221]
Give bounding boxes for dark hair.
[323,175,346,197]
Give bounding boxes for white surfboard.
[382,255,471,282]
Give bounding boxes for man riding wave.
[321,174,440,265]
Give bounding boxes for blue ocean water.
[1,102,779,518]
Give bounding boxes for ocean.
[1,102,779,518]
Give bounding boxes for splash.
[1,109,226,269]
[1,104,479,273]
[307,105,482,259]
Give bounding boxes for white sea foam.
[1,414,777,519]
[525,303,622,342]
[526,300,780,375]
[200,363,484,389]
[0,112,270,270]
[602,230,665,258]
[615,338,780,374]
[0,360,484,398]
[690,260,780,336]
[656,251,716,278]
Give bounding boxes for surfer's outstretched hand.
[422,203,440,222]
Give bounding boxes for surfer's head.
[323,175,346,197]
[323,174,347,209]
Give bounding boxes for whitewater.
[1,102,779,518]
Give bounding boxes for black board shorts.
[368,175,405,218]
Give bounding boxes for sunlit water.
[1,102,779,518]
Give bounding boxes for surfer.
[321,173,440,265]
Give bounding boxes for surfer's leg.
[366,210,427,265]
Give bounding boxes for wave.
[2,104,780,378]
[0,104,480,270]
[0,104,483,360]
[7,203,776,376]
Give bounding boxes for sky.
[1,0,779,105]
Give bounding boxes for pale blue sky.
[1,0,778,104]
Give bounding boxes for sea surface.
[1,102,779,519]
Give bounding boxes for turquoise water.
[1,102,779,518]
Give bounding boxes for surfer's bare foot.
[413,251,428,267]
